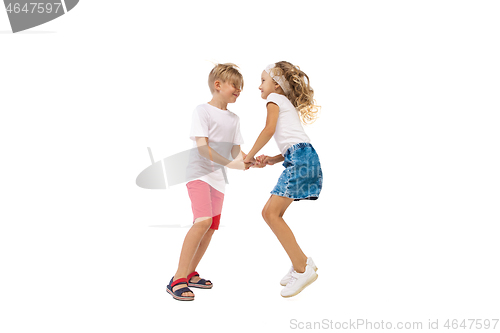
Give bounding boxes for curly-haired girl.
[244,61,323,298]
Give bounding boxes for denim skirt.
[270,143,323,201]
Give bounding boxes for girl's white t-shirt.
[266,93,310,156]
[188,103,244,194]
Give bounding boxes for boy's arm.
[231,145,243,159]
[196,137,245,170]
[196,137,229,165]
[232,145,253,169]
[244,103,279,162]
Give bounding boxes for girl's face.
[259,70,280,99]
[218,81,241,103]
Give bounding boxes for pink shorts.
[186,180,224,230]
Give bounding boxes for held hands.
[231,152,276,171]
[213,150,275,171]
[252,154,276,168]
[243,152,256,171]
[227,152,252,170]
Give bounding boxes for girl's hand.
[253,154,277,167]
[252,154,267,168]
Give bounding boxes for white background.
[1,1,499,332]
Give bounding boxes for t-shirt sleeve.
[189,106,209,141]
[266,93,282,108]
[233,117,244,145]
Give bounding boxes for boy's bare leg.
[172,217,212,296]
[262,195,308,273]
[187,229,215,285]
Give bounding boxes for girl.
[244,61,323,298]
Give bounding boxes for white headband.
[264,64,291,96]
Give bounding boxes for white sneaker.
[280,264,318,298]
[280,257,318,286]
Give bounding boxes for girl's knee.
[262,207,273,223]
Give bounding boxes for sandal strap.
[171,278,188,287]
[187,271,199,281]
[173,286,193,296]
[190,279,212,286]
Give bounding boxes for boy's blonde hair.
[271,61,320,125]
[208,63,244,94]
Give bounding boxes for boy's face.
[259,70,279,99]
[216,80,241,104]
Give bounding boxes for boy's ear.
[214,80,221,92]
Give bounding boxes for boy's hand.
[243,154,256,165]
[227,153,250,170]
[244,161,253,170]
[227,159,246,170]
[240,151,253,170]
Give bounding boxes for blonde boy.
[166,63,250,301]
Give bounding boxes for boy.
[166,63,251,301]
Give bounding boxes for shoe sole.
[281,272,318,298]
[280,266,318,286]
[166,287,195,301]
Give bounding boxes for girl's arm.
[253,153,284,168]
[243,102,279,163]
[270,154,285,164]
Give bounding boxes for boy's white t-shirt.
[188,103,244,194]
[266,93,310,156]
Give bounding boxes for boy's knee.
[205,228,215,238]
[194,217,212,230]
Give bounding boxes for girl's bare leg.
[262,195,308,273]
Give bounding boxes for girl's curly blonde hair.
[270,61,320,125]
